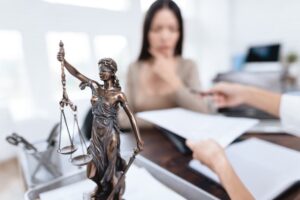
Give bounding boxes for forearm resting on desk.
[118,110,154,130]
[172,87,216,114]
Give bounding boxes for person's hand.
[57,51,65,62]
[149,48,183,90]
[186,139,227,174]
[209,82,249,108]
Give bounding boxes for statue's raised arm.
[57,41,99,87]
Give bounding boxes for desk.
[136,128,300,200]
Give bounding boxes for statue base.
[83,191,125,200]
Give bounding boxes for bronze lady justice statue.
[57,44,144,200]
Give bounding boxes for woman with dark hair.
[120,0,213,128]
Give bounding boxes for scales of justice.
[56,41,144,200]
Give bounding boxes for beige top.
[119,57,213,129]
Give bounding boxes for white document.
[39,179,96,200]
[189,138,300,200]
[249,119,284,133]
[124,165,185,200]
[40,165,185,200]
[137,108,259,147]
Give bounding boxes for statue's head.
[98,58,117,81]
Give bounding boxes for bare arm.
[186,139,254,200]
[215,156,254,200]
[118,93,144,151]
[63,60,91,83]
[243,86,281,117]
[210,82,281,117]
[57,52,98,86]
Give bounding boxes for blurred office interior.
[1,0,300,199]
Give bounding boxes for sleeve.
[172,60,215,113]
[118,64,135,129]
[118,63,155,130]
[280,94,300,136]
[124,64,135,111]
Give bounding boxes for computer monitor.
[245,44,281,63]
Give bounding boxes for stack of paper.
[40,165,185,200]
[124,165,185,200]
[137,108,259,147]
[189,138,300,200]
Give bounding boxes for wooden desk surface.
[137,128,300,200]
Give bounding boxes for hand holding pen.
[191,82,247,109]
[190,89,214,97]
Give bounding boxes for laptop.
[243,43,282,72]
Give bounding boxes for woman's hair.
[138,0,184,61]
[98,58,121,89]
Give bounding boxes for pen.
[190,89,214,96]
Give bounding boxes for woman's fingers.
[186,140,196,150]
[212,94,226,108]
[149,48,163,59]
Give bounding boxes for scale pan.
[71,154,93,166]
[57,145,78,155]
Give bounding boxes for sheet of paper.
[189,138,300,200]
[124,165,185,200]
[40,165,185,200]
[137,108,259,147]
[39,179,96,200]
[249,119,284,133]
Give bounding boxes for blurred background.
[1,0,300,199]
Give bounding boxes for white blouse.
[280,94,300,136]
